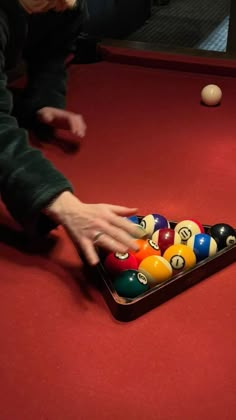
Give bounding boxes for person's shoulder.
[0,0,19,14]
[0,3,9,41]
[0,0,24,26]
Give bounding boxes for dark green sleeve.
[0,25,73,234]
[15,5,89,128]
[15,56,68,128]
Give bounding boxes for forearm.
[0,73,73,233]
[15,57,68,128]
[16,3,89,128]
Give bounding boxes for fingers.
[101,209,144,239]
[107,205,138,217]
[79,237,100,265]
[37,108,53,123]
[37,108,87,138]
[95,224,140,252]
[94,233,132,254]
[68,114,87,138]
[79,234,134,266]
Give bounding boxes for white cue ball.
[201,84,222,106]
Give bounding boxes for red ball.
[152,228,181,254]
[104,252,138,276]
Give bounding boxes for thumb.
[37,109,54,123]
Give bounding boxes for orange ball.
[131,239,161,264]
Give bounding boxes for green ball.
[113,269,150,298]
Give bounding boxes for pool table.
[0,44,236,420]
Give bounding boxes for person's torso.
[0,0,89,71]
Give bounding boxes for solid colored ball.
[131,238,161,263]
[113,269,150,298]
[128,215,139,224]
[201,84,222,106]
[139,255,173,286]
[152,228,182,254]
[209,223,236,250]
[163,244,196,273]
[174,219,204,243]
[104,252,139,276]
[187,233,218,262]
[140,213,169,237]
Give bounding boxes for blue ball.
[128,215,139,224]
[187,233,218,262]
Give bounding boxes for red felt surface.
[0,48,236,420]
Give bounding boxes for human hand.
[44,192,143,265]
[37,107,87,138]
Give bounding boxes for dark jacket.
[0,0,88,234]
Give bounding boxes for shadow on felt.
[0,218,100,305]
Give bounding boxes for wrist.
[43,191,78,223]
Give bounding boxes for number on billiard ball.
[139,255,173,286]
[209,223,236,250]
[163,244,196,273]
[104,252,138,276]
[113,269,150,298]
[131,238,161,264]
[140,213,169,237]
[174,219,204,243]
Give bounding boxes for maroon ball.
[152,228,182,254]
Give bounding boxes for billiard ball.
[174,219,204,243]
[163,244,196,273]
[125,216,148,238]
[187,233,218,262]
[134,224,149,239]
[104,252,139,276]
[209,223,236,250]
[113,269,150,298]
[201,84,222,106]
[128,215,139,224]
[139,255,173,286]
[131,238,161,263]
[140,213,170,237]
[152,228,181,254]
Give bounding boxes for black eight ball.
[209,223,236,250]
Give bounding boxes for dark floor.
[126,0,230,52]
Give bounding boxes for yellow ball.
[163,244,196,273]
[139,255,173,286]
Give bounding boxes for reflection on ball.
[152,228,182,254]
[187,233,217,262]
[113,269,150,298]
[209,223,236,250]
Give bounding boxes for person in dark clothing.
[0,0,140,265]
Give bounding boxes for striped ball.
[187,233,218,262]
